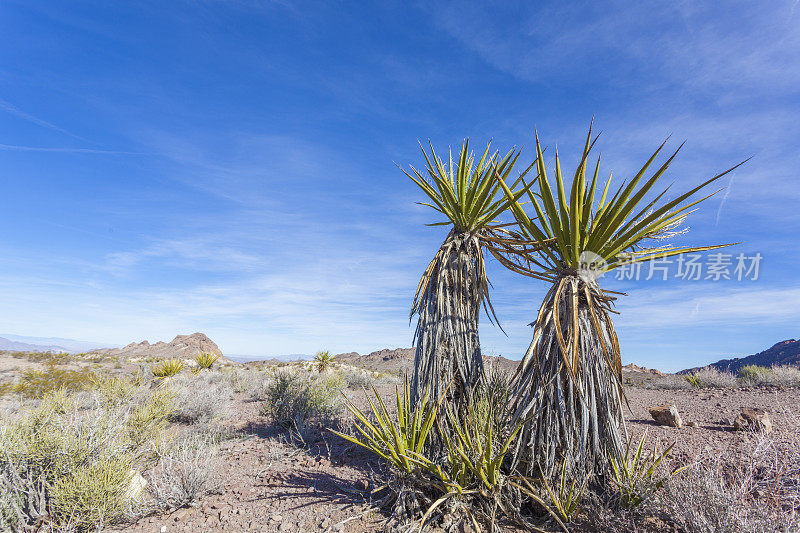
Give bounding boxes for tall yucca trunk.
[509,274,625,481]
[410,231,485,414]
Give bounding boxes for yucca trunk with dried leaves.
[410,230,485,415]
[509,274,625,480]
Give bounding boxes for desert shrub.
[768,365,800,387]
[338,367,377,389]
[93,375,140,406]
[169,375,233,425]
[658,432,800,532]
[738,365,774,386]
[147,435,221,510]
[8,366,97,399]
[20,351,74,365]
[687,367,738,389]
[49,455,134,530]
[336,366,399,389]
[0,388,175,531]
[151,359,184,379]
[222,367,256,393]
[194,352,219,370]
[260,370,341,437]
[125,387,176,449]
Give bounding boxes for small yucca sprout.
[313,350,336,373]
[194,351,219,370]
[151,359,185,379]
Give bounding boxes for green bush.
[738,365,774,385]
[260,370,341,438]
[6,366,97,399]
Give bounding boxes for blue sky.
[1,1,799,371]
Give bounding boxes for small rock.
[649,403,683,428]
[126,470,148,500]
[733,407,772,433]
[321,518,332,529]
[160,527,167,533]
[719,418,731,426]
[270,514,283,522]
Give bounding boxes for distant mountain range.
[0,334,115,353]
[680,339,800,374]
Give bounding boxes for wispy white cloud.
[0,98,89,142]
[0,143,139,154]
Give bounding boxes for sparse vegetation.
[657,432,800,532]
[0,385,174,531]
[5,365,97,398]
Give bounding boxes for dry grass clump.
[169,373,234,425]
[657,432,800,532]
[147,435,222,510]
[770,365,800,387]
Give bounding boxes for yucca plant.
[151,359,185,379]
[495,123,745,480]
[401,140,543,415]
[685,373,702,388]
[194,351,219,370]
[608,431,683,507]
[331,379,443,479]
[313,350,336,373]
[543,458,589,522]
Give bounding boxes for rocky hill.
[334,347,519,374]
[92,333,237,364]
[681,339,800,375]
